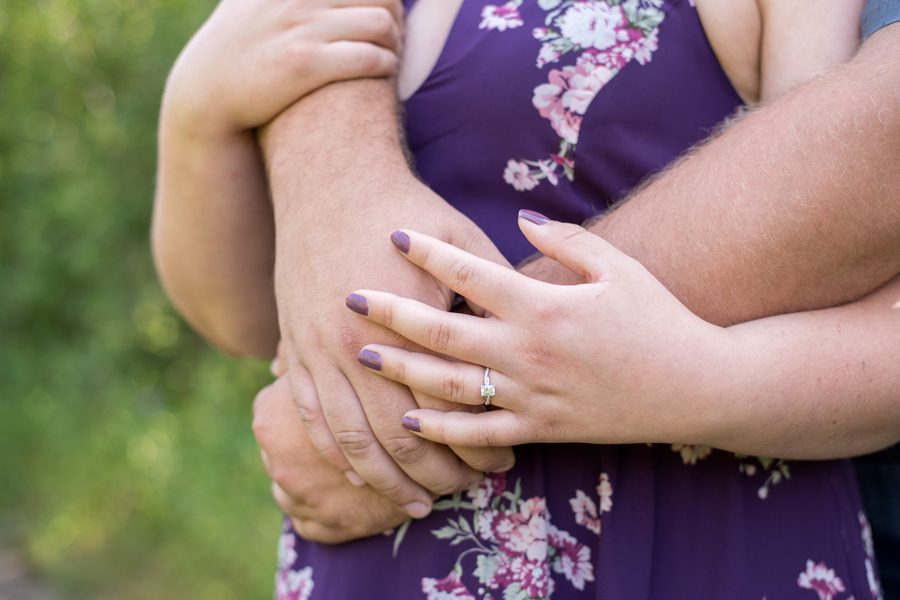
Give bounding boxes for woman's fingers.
[357,344,518,408]
[517,209,630,283]
[409,389,516,473]
[346,290,505,368]
[389,230,537,318]
[400,409,532,447]
[321,7,403,51]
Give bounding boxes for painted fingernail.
[357,348,382,371]
[518,209,550,225]
[391,230,410,253]
[344,470,365,487]
[403,501,432,519]
[345,293,369,316]
[401,415,421,432]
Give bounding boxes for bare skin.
[153,0,896,541]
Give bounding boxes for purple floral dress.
[275,1,882,598]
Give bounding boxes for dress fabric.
[275,1,882,598]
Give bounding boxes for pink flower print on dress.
[480,1,525,31]
[548,526,595,590]
[421,567,477,600]
[493,0,665,190]
[797,560,847,600]
[569,490,601,535]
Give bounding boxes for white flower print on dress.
[797,560,846,600]
[671,443,713,465]
[597,473,613,513]
[555,2,624,50]
[422,567,477,600]
[480,1,525,31]
[275,522,314,600]
[503,159,540,191]
[859,512,883,599]
[275,566,314,600]
[479,0,666,190]
[569,473,613,536]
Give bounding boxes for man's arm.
[260,79,514,518]
[525,25,900,325]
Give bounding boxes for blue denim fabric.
[862,0,900,38]
[854,444,900,598]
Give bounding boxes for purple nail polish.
[401,415,421,432]
[391,230,410,253]
[357,348,382,371]
[345,293,368,316]
[518,209,550,225]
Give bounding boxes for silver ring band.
[480,367,496,406]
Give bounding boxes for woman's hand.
[163,0,403,138]
[345,210,732,447]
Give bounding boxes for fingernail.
[391,230,410,253]
[270,356,281,377]
[403,501,432,519]
[357,348,382,371]
[345,293,369,316]
[518,209,550,225]
[401,415,421,432]
[344,470,365,487]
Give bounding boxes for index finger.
[390,230,539,318]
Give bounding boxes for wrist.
[666,323,742,449]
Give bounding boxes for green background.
[0,0,280,597]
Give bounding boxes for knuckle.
[471,426,499,448]
[286,39,314,65]
[293,401,320,427]
[430,475,468,497]
[441,370,467,404]
[368,8,395,35]
[425,320,454,353]
[382,432,429,466]
[448,258,478,291]
[337,322,366,357]
[521,339,559,371]
[463,449,514,473]
[352,44,384,74]
[333,428,378,459]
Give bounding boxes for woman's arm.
[346,214,900,460]
[151,0,402,357]
[706,274,900,459]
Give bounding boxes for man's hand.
[260,76,514,519]
[253,375,408,543]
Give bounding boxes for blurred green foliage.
[0,0,280,597]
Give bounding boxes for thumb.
[517,209,627,283]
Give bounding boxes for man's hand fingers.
[307,361,436,518]
[284,361,357,478]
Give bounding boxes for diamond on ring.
[481,367,496,406]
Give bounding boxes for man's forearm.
[261,79,414,210]
[589,27,899,326]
